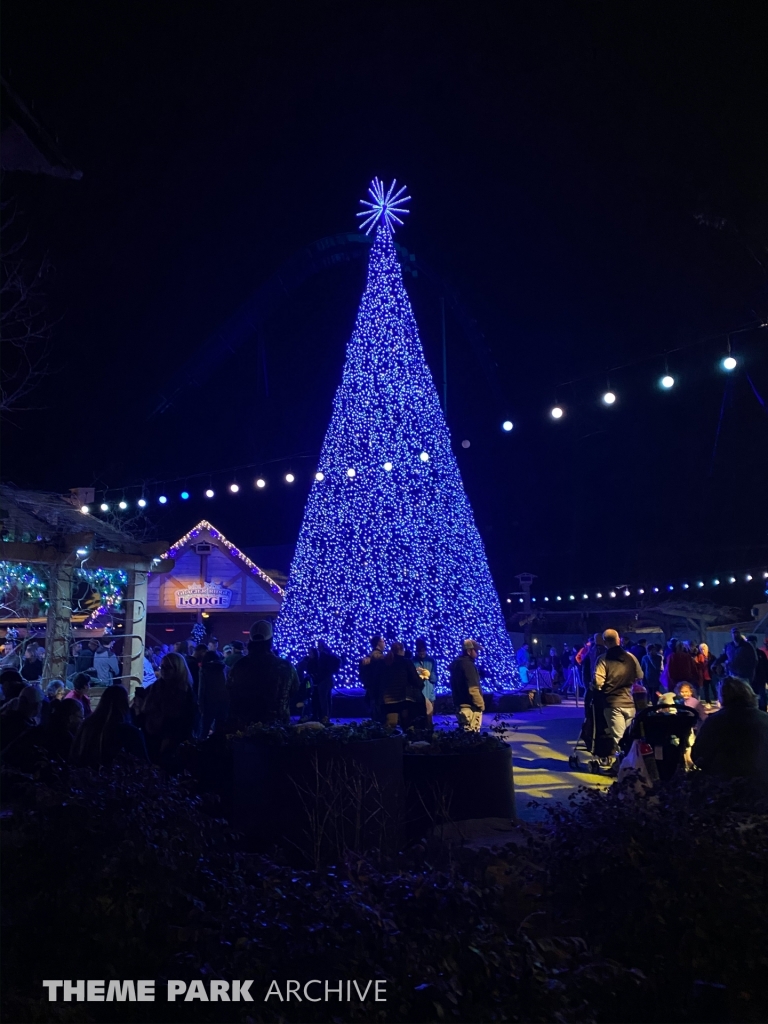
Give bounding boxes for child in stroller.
[620,694,698,780]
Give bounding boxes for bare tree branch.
[0,196,58,413]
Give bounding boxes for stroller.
[620,704,698,780]
[568,689,615,773]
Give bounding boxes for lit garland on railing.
[158,520,283,595]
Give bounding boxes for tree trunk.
[43,562,73,683]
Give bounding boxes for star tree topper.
[357,177,411,235]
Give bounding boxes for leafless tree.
[0,197,56,413]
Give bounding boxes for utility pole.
[440,296,447,415]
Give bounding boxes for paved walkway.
[435,702,612,822]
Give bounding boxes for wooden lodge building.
[146,520,285,647]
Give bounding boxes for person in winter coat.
[3,696,84,767]
[21,643,43,683]
[593,629,643,758]
[226,620,297,729]
[198,650,229,738]
[93,639,120,684]
[73,640,99,675]
[695,643,718,706]
[359,634,386,722]
[692,677,768,786]
[412,638,437,729]
[139,653,197,763]
[0,684,43,750]
[641,644,663,703]
[312,641,341,723]
[380,642,423,729]
[665,642,699,690]
[71,684,148,768]
[0,668,26,705]
[64,672,92,717]
[450,639,485,732]
[724,628,758,687]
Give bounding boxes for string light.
[206,489,215,498]
[315,472,325,482]
[180,492,189,500]
[602,391,616,405]
[138,498,147,508]
[550,406,564,419]
[158,495,168,504]
[273,195,518,691]
[100,503,109,512]
[502,420,513,432]
[229,483,240,493]
[159,520,282,594]
[285,473,295,483]
[255,478,266,489]
[721,355,737,371]
[80,505,89,514]
[660,375,675,389]
[118,501,127,510]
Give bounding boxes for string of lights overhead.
[505,570,768,606]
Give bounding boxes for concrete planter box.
[404,745,515,830]
[232,735,403,861]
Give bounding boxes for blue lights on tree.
[273,180,518,691]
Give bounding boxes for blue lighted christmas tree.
[274,179,519,690]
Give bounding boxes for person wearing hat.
[449,639,485,732]
[225,620,298,729]
[224,640,245,671]
[593,629,643,760]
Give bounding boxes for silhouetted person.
[198,650,229,738]
[226,620,297,729]
[71,684,148,768]
[380,641,423,729]
[359,634,386,721]
[312,640,341,723]
[0,668,26,705]
[692,677,768,786]
[450,639,485,732]
[0,684,43,750]
[139,653,197,763]
[3,697,84,767]
[64,673,93,717]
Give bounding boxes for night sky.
[2,1,766,597]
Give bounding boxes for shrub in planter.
[404,729,515,828]
[229,721,404,865]
[0,761,644,1024]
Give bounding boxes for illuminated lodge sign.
[174,584,233,609]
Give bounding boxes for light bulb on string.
[383,461,393,471]
[138,498,147,508]
[205,489,215,498]
[255,478,266,489]
[501,421,513,432]
[550,406,564,419]
[315,472,325,482]
[419,452,429,462]
[229,483,240,494]
[285,473,295,483]
[180,491,190,500]
[118,501,127,510]
[602,391,616,405]
[80,505,89,514]
[346,468,356,478]
[661,375,675,389]
[100,503,109,512]
[721,355,737,371]
[158,495,168,504]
